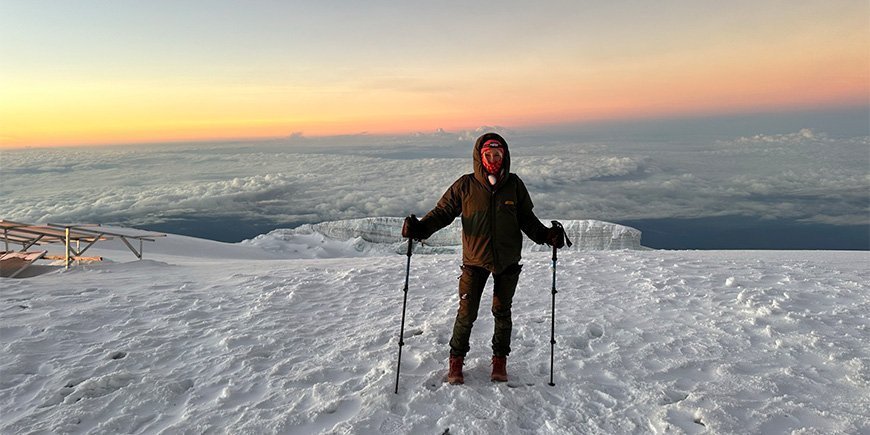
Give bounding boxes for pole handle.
[549,220,573,256]
[405,214,416,257]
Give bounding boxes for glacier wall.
[282,217,646,254]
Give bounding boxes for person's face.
[482,149,503,166]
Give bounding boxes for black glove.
[546,225,565,249]
[402,215,425,240]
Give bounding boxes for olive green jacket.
[418,133,549,274]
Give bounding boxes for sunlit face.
[482,149,503,166]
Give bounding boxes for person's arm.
[515,177,550,244]
[406,177,464,239]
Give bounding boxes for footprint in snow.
[423,373,447,390]
[109,351,127,360]
[377,416,407,434]
[506,381,535,389]
[569,336,590,351]
[659,389,689,405]
[587,323,604,339]
[402,328,424,339]
[41,373,136,407]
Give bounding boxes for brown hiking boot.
[447,355,464,384]
[491,356,508,382]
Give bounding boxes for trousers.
[449,263,522,357]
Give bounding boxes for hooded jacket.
[418,133,549,274]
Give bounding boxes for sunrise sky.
[1,0,868,148]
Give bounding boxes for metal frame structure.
[1,219,166,269]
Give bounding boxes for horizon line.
[2,103,868,150]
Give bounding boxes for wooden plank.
[0,220,30,230]
[0,250,47,278]
[3,226,100,242]
[1,233,56,244]
[44,255,102,262]
[0,251,47,262]
[52,224,166,240]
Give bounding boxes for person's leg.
[491,264,522,357]
[449,265,490,356]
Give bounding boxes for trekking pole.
[548,221,572,387]
[548,241,558,386]
[394,216,415,394]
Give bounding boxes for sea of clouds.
[1,127,868,238]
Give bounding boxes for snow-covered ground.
[1,223,868,434]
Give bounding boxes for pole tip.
[548,382,555,387]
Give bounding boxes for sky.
[1,0,868,148]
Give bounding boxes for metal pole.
[548,242,558,386]
[546,220,571,387]
[394,232,415,394]
[64,227,71,269]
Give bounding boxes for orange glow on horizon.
[2,31,867,149]
[1,93,867,149]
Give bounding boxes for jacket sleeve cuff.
[532,226,550,245]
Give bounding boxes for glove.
[402,215,425,240]
[545,225,565,249]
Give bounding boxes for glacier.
[243,217,646,256]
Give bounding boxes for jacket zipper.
[490,189,499,271]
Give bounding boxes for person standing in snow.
[402,132,566,384]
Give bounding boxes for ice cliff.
[244,217,646,256]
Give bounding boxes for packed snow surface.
[1,225,868,434]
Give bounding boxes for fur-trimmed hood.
[472,132,510,189]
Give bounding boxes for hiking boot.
[447,355,465,384]
[491,356,508,382]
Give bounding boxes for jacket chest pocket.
[497,198,518,216]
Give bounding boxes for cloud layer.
[2,128,867,236]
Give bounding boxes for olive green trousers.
[449,263,522,357]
